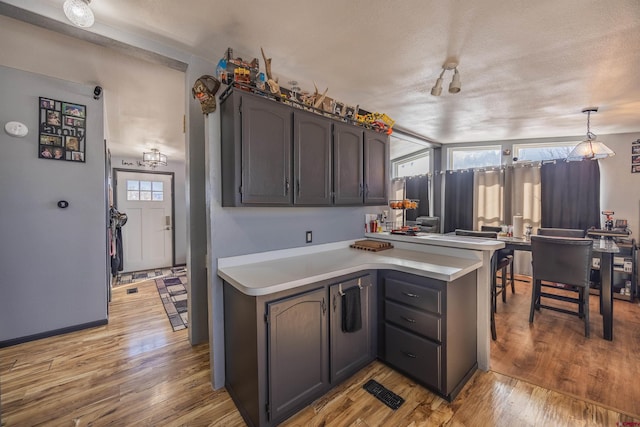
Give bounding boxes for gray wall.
[206,108,385,388]
[110,156,187,265]
[0,65,107,343]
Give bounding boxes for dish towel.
[342,286,362,333]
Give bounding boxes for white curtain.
[473,169,505,230]
[507,165,542,276]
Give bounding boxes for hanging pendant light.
[566,107,615,161]
[63,0,95,28]
[142,149,168,168]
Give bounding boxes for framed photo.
[632,164,640,173]
[39,97,86,163]
[633,155,640,165]
[62,102,85,118]
[633,144,640,155]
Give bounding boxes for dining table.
[498,236,619,341]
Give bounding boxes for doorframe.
[113,168,177,268]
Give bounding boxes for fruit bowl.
[388,199,419,210]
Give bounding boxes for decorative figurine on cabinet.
[192,75,221,115]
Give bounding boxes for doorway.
[114,169,175,272]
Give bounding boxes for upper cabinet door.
[293,111,332,206]
[333,122,364,205]
[364,130,388,205]
[241,94,292,205]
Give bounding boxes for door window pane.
[125,179,165,201]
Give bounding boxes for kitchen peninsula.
[218,234,503,427]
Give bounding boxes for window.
[448,146,501,170]
[513,142,578,162]
[392,151,430,178]
[126,180,164,201]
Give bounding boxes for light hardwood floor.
[1,278,638,426]
[491,275,640,418]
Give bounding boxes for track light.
[449,68,461,93]
[430,70,444,96]
[430,59,461,96]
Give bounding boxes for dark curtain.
[443,170,474,232]
[405,176,430,222]
[540,160,600,231]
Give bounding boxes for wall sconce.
[431,60,461,96]
[142,149,168,168]
[63,0,95,28]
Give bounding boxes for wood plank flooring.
[491,275,640,418]
[1,278,638,426]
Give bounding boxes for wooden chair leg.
[584,287,590,338]
[529,279,538,323]
[509,261,515,293]
[501,266,507,303]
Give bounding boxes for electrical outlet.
[306,231,312,243]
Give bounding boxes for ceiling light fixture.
[63,0,95,28]
[431,60,461,96]
[566,107,615,161]
[142,149,167,168]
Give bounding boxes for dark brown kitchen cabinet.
[223,271,376,427]
[293,110,333,206]
[221,87,389,207]
[221,90,292,206]
[364,129,388,205]
[379,269,477,401]
[333,122,365,205]
[267,287,329,424]
[329,275,376,384]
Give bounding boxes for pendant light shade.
[448,68,461,93]
[566,107,615,161]
[142,149,167,167]
[63,0,95,28]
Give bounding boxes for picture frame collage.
[632,139,640,173]
[39,97,86,162]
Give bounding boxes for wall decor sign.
[632,139,640,173]
[38,97,86,162]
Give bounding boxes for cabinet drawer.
[385,323,441,390]
[385,300,441,342]
[384,277,442,314]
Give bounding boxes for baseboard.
[0,319,108,348]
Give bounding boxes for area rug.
[155,270,188,331]
[115,266,186,286]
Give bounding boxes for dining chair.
[537,228,585,238]
[529,235,593,337]
[481,225,515,294]
[455,229,513,340]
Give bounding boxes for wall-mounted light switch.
[306,231,312,243]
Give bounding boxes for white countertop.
[218,242,483,296]
[364,232,506,250]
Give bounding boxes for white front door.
[115,170,173,272]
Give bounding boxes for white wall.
[0,65,107,343]
[598,132,640,235]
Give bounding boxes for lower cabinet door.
[384,323,441,391]
[329,277,373,384]
[267,287,329,423]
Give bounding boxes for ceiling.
[2,0,640,160]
